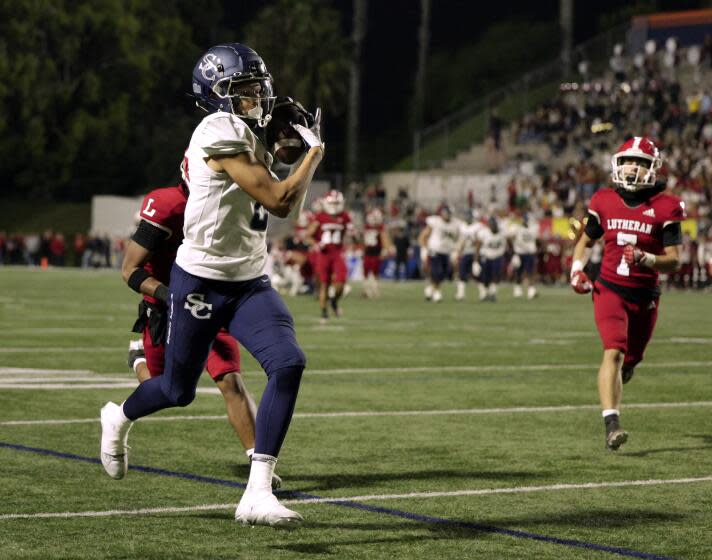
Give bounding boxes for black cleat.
[606,428,629,451]
[622,366,635,384]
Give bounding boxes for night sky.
[226,0,708,167]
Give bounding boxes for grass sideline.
[0,267,710,559]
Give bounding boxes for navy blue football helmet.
[191,43,276,127]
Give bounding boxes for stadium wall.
[380,172,510,210]
[91,195,143,237]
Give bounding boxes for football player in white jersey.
[418,205,462,302]
[454,210,485,300]
[507,213,539,299]
[99,43,323,527]
[476,216,507,301]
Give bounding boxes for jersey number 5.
[616,232,637,276]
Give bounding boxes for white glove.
[510,254,521,269]
[292,108,323,148]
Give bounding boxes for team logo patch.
[643,208,656,218]
[199,54,221,82]
[184,293,213,319]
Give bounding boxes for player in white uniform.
[454,211,485,300]
[100,43,324,527]
[476,216,507,301]
[418,206,462,302]
[507,213,539,299]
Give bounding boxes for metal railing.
[410,23,629,171]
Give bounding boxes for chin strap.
[615,185,664,205]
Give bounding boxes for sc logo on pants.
[184,293,213,319]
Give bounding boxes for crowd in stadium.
[3,37,712,293]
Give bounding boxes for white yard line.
[2,401,711,426]
[282,476,712,505]
[0,368,96,375]
[1,475,711,520]
[0,348,122,354]
[1,360,710,382]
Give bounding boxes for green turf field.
[0,267,710,559]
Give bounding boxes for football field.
[0,267,710,559]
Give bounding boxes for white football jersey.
[508,220,539,255]
[176,112,277,281]
[459,222,484,255]
[478,227,507,259]
[426,215,462,254]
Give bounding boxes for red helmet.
[611,136,662,191]
[323,190,344,215]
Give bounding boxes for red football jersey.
[363,224,384,256]
[313,211,352,252]
[137,184,188,287]
[588,187,685,289]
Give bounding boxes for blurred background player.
[570,137,685,451]
[361,208,392,298]
[476,215,507,302]
[121,180,280,487]
[454,209,485,300]
[507,212,539,299]
[307,189,352,322]
[418,205,462,302]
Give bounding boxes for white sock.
[245,448,255,460]
[602,409,620,418]
[117,402,132,424]
[246,454,277,492]
[456,281,465,297]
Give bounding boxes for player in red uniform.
[362,208,392,298]
[570,137,685,450]
[121,181,280,485]
[306,190,352,322]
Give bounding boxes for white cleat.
[100,402,133,480]
[432,290,443,303]
[235,489,303,528]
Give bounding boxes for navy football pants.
[123,265,306,457]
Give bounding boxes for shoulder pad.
[196,113,255,156]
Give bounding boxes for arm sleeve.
[662,222,682,247]
[199,115,255,157]
[584,212,604,239]
[131,220,170,251]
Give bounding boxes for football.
[267,98,310,165]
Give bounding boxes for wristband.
[570,259,585,278]
[639,252,656,268]
[128,268,151,293]
[153,284,169,303]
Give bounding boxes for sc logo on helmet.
[199,54,221,82]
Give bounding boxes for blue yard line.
[0,440,675,560]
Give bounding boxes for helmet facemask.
[212,76,276,128]
[611,155,660,191]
